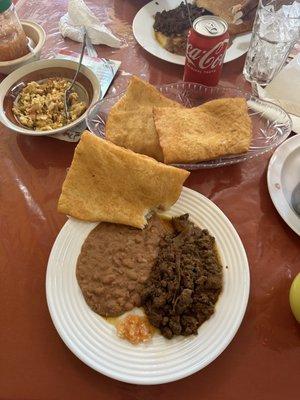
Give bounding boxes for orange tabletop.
[0,1,299,399]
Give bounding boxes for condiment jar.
[0,0,29,61]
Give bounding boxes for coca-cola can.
[183,15,229,86]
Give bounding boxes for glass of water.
[243,0,300,86]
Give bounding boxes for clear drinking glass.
[0,0,29,61]
[243,0,300,86]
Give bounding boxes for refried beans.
[76,214,172,317]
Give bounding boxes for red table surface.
[0,1,299,399]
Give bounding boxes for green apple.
[289,272,300,323]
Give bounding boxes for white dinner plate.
[46,187,250,384]
[132,0,252,65]
[267,135,300,236]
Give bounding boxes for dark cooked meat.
[153,2,213,36]
[141,214,223,339]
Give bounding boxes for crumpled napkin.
[263,54,300,117]
[257,54,300,134]
[59,0,121,48]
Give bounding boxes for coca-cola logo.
[186,39,229,71]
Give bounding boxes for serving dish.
[46,187,250,384]
[132,0,252,65]
[0,59,101,136]
[267,134,300,236]
[0,20,46,75]
[86,82,292,170]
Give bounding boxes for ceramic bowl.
[0,20,46,75]
[0,58,101,136]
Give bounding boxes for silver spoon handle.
[85,30,98,58]
[68,32,87,92]
[184,0,193,28]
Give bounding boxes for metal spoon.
[85,29,98,58]
[27,36,36,53]
[63,30,87,120]
[184,0,193,28]
[291,182,300,216]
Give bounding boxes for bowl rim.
[0,20,46,67]
[0,58,101,136]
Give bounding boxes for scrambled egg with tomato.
[13,78,87,131]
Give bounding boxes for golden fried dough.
[153,97,252,164]
[58,132,189,228]
[106,76,182,161]
[106,107,164,161]
[110,76,182,111]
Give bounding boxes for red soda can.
[183,16,229,86]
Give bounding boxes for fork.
[184,0,193,28]
[63,29,87,120]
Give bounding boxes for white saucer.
[268,134,300,235]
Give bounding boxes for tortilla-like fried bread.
[106,108,164,161]
[195,0,253,35]
[58,132,189,228]
[106,76,182,161]
[110,76,182,112]
[153,97,252,164]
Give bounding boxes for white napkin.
[257,54,300,134]
[263,54,300,117]
[59,0,121,48]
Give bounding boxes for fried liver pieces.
[141,214,223,339]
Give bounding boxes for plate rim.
[132,0,252,66]
[46,187,250,384]
[267,134,300,236]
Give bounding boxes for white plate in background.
[132,0,252,65]
[268,135,300,235]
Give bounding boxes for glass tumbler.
[0,0,29,61]
[243,0,300,86]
